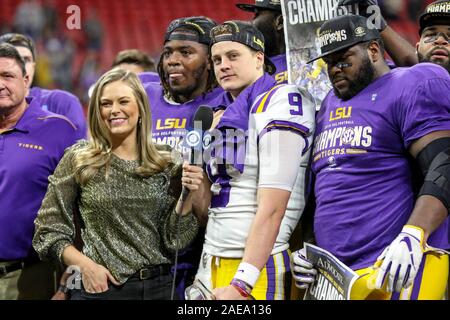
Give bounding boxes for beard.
[167,62,208,102]
[333,54,375,101]
[417,47,450,74]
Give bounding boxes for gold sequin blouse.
[32,141,198,284]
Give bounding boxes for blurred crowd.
[1,0,103,106]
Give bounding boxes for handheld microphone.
[181,105,213,201]
[171,105,213,300]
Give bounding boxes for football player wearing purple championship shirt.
[140,16,222,299]
[292,15,450,300]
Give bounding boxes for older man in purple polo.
[0,43,80,299]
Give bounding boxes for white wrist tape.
[233,262,260,288]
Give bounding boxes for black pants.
[70,273,179,300]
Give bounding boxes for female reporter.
[32,68,203,300]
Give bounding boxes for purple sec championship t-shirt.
[312,63,450,270]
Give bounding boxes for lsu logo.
[275,71,288,84]
[156,118,187,130]
[354,27,366,37]
[329,107,352,121]
[253,36,264,50]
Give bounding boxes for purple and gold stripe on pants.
[352,252,448,300]
[265,249,292,300]
[211,250,292,300]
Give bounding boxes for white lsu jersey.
[204,84,316,258]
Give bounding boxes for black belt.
[131,264,172,280]
[0,262,23,278]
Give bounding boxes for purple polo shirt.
[0,98,80,260]
[312,63,450,270]
[29,87,87,139]
[144,82,222,154]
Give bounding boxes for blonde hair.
[74,68,172,185]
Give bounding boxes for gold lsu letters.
[329,107,352,121]
[156,118,187,130]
